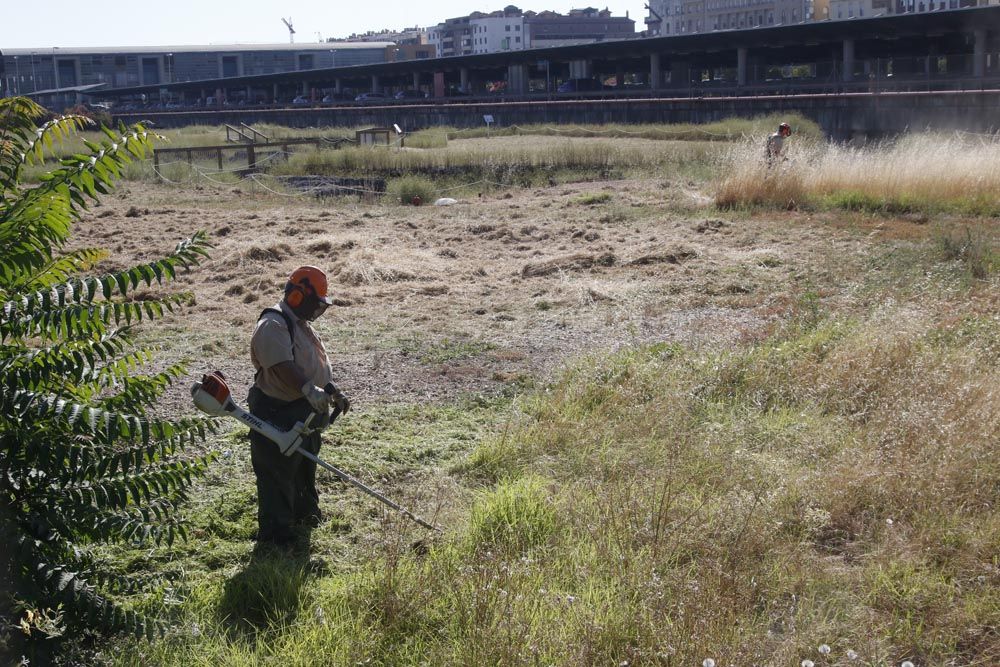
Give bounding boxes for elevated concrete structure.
[94,8,1000,104]
[113,89,1000,141]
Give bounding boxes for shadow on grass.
[217,533,315,638]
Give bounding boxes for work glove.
[301,382,332,415]
[325,382,351,415]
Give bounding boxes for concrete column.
[507,64,528,95]
[246,85,252,101]
[569,59,592,79]
[460,67,469,92]
[650,52,662,91]
[371,74,380,93]
[615,65,625,88]
[334,79,342,94]
[842,38,855,83]
[412,72,420,89]
[301,81,309,95]
[974,28,987,78]
[272,83,279,101]
[737,47,748,87]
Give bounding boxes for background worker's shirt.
[251,301,334,402]
[766,132,785,157]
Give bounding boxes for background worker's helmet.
[284,265,333,318]
[779,122,792,136]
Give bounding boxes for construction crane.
[282,17,296,44]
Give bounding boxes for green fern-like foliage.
[0,97,215,639]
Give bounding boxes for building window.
[516,36,521,42]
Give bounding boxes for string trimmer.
[191,371,439,532]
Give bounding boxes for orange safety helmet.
[284,265,333,311]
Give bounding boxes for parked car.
[394,89,428,100]
[321,91,355,102]
[354,92,387,102]
[291,95,309,105]
[557,78,606,93]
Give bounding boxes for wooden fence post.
[217,148,223,171]
[153,150,160,180]
[247,144,257,172]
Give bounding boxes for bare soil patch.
[71,178,872,415]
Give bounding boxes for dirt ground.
[72,174,870,416]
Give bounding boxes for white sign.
[483,114,494,126]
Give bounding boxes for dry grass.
[717,133,1000,215]
[268,136,720,188]
[444,113,824,143]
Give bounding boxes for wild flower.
[818,645,831,655]
[702,659,716,667]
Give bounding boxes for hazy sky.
[0,0,648,49]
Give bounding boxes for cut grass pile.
[716,132,1000,215]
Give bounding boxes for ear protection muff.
[285,277,317,310]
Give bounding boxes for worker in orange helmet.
[247,266,351,547]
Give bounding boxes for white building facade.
[469,15,528,53]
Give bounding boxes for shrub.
[0,97,214,644]
[391,175,436,205]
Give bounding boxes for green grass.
[101,302,998,664]
[573,192,612,205]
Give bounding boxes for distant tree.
[0,97,214,646]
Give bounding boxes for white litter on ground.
[434,197,458,206]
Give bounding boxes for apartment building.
[525,8,637,47]
[648,0,812,35]
[429,6,636,56]
[648,0,994,33]
[470,13,528,54]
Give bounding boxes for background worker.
[766,122,792,165]
[248,265,350,546]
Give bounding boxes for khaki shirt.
[251,301,333,402]
[766,132,785,158]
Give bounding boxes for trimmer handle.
[324,383,344,422]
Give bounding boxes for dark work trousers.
[247,386,329,543]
